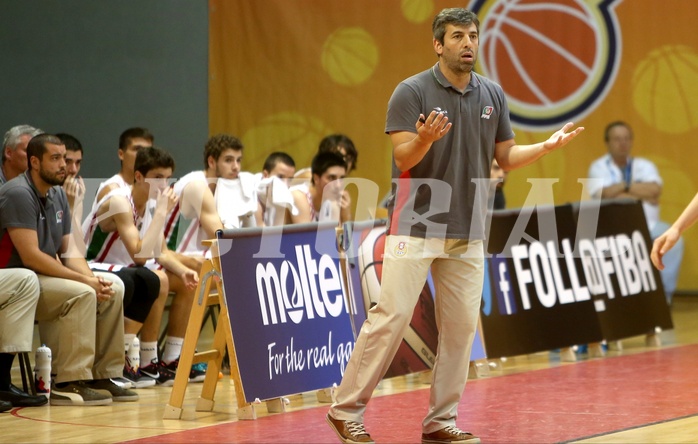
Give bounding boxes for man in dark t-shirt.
[0,134,136,406]
[327,8,584,444]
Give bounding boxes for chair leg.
[201,305,219,334]
[158,323,168,358]
[18,352,37,396]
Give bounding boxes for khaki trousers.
[330,235,484,433]
[0,269,40,353]
[34,272,125,384]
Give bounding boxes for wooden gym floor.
[3,295,698,443]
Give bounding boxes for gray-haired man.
[1,125,43,185]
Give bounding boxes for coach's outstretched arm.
[495,122,584,171]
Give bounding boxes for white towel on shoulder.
[216,172,258,228]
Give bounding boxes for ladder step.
[193,350,220,363]
[206,294,219,306]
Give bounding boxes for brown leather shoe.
[326,413,374,443]
[422,425,480,443]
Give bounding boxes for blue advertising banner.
[217,222,364,402]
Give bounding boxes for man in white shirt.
[84,146,199,385]
[588,121,683,306]
[290,151,350,224]
[254,152,297,226]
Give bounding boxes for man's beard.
[39,168,66,186]
[444,52,476,76]
[451,60,474,75]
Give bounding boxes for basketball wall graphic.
[401,0,435,24]
[321,27,379,86]
[241,112,334,173]
[470,0,622,130]
[632,45,698,135]
[211,0,698,290]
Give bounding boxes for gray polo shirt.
[385,63,514,240]
[0,172,71,268]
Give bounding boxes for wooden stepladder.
[163,240,258,420]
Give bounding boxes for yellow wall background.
[209,0,698,290]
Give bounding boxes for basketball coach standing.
[326,8,584,444]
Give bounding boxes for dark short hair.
[134,146,175,178]
[119,127,154,150]
[432,8,479,44]
[311,151,346,185]
[26,134,63,169]
[204,134,243,167]
[263,151,295,173]
[318,134,357,171]
[604,121,632,142]
[56,133,83,153]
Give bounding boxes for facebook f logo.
[492,255,517,315]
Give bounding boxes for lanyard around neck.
[623,158,633,185]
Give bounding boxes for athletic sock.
[162,337,184,364]
[140,342,158,366]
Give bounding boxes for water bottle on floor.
[127,337,140,372]
[34,344,51,398]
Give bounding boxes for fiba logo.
[468,0,622,130]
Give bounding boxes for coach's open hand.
[542,122,585,152]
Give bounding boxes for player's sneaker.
[140,359,161,380]
[189,362,207,383]
[155,360,177,386]
[123,364,156,389]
